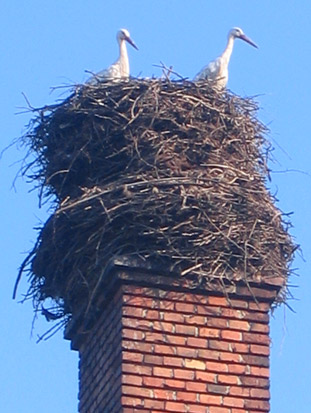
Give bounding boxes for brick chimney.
[66,266,281,413]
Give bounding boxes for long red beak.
[126,37,138,50]
[240,34,258,49]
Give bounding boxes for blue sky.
[1,1,310,411]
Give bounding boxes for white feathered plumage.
[87,29,138,84]
[194,27,258,90]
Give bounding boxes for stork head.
[229,27,258,48]
[117,29,138,50]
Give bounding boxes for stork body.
[194,27,258,89]
[87,29,138,84]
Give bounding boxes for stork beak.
[240,34,258,48]
[126,36,138,50]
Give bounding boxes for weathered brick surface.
[78,289,123,413]
[77,283,272,412]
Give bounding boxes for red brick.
[229,386,250,397]
[175,302,196,313]
[122,328,145,340]
[243,332,270,345]
[209,407,231,413]
[144,354,164,365]
[218,375,240,385]
[121,396,144,407]
[207,384,229,395]
[219,352,241,363]
[176,391,198,402]
[123,352,144,363]
[152,321,174,333]
[175,324,197,336]
[156,300,175,311]
[244,311,270,323]
[229,298,249,309]
[153,366,173,378]
[231,342,249,353]
[163,291,188,301]
[123,317,152,330]
[165,401,187,412]
[185,359,206,370]
[176,346,198,358]
[200,327,220,338]
[200,394,223,404]
[123,385,153,398]
[144,309,161,320]
[250,366,270,377]
[185,315,206,325]
[143,331,166,343]
[196,371,217,383]
[188,404,208,413]
[123,295,155,307]
[190,293,209,304]
[228,320,250,331]
[250,344,269,356]
[153,388,175,400]
[249,301,270,311]
[145,332,187,346]
[250,388,270,399]
[144,398,165,410]
[154,344,176,355]
[122,374,143,386]
[228,364,246,374]
[250,322,269,333]
[123,362,152,376]
[123,306,144,317]
[244,399,270,410]
[231,410,249,413]
[197,349,220,361]
[242,354,269,367]
[123,340,153,352]
[221,330,243,341]
[165,379,186,389]
[240,376,269,388]
[163,356,183,367]
[209,340,231,352]
[187,337,208,348]
[165,334,188,346]
[221,308,244,319]
[206,361,228,373]
[143,376,164,388]
[208,296,229,306]
[206,318,228,329]
[163,312,185,323]
[186,381,207,392]
[223,396,244,408]
[197,304,221,316]
[223,308,269,323]
[174,369,195,380]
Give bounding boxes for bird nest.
[16,79,296,324]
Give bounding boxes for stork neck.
[119,39,129,75]
[221,35,235,65]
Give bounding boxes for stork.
[194,27,258,89]
[87,29,138,84]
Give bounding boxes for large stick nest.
[18,79,295,321]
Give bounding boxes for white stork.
[87,29,138,84]
[194,27,258,89]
